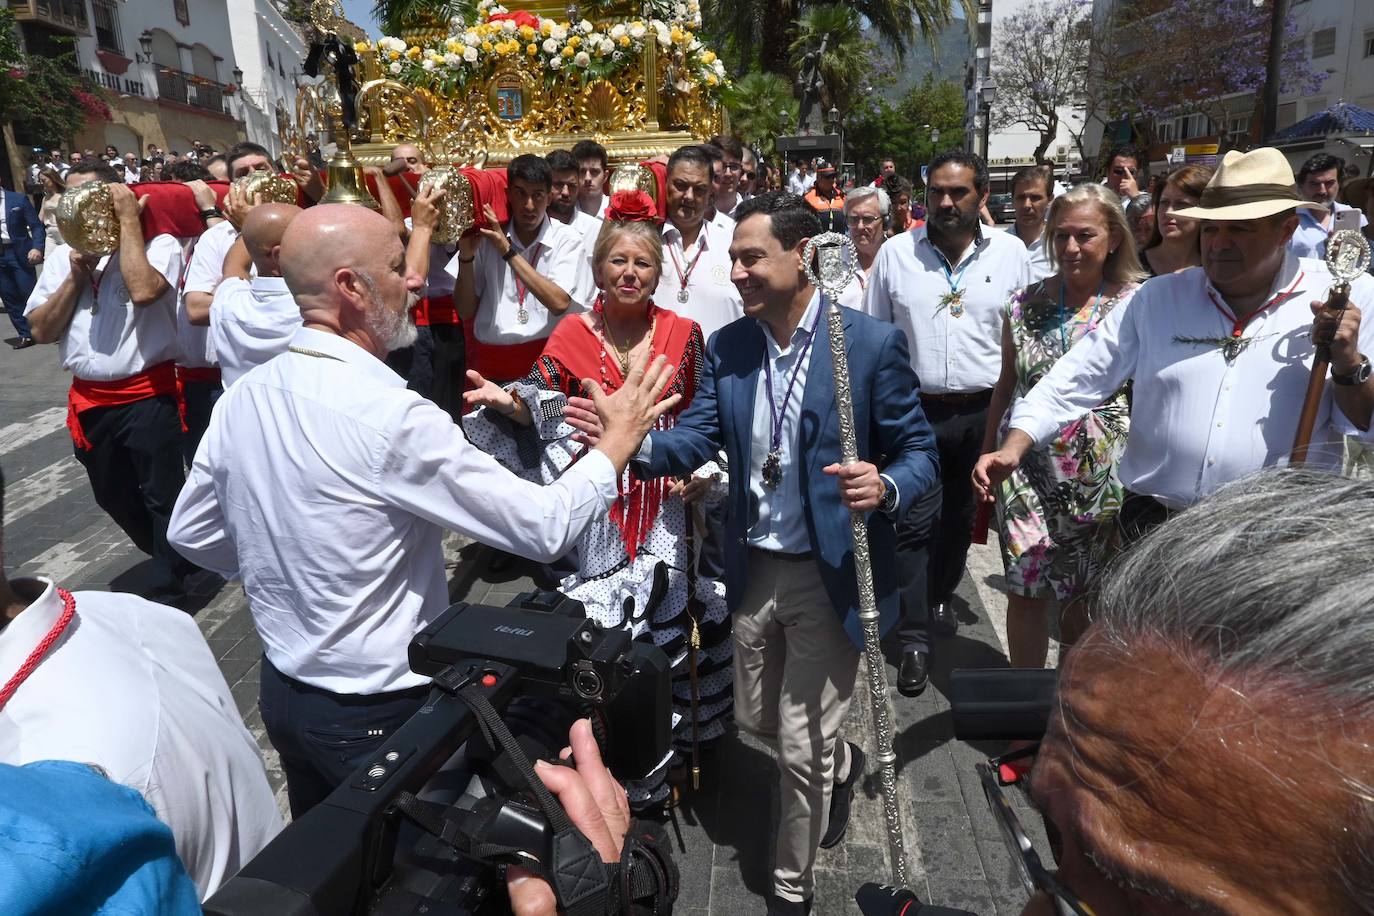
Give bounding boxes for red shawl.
[536,302,702,559]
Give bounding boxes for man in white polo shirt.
[450,154,593,385]
[24,161,198,606]
[208,202,301,386]
[865,150,1030,695]
[657,145,743,341]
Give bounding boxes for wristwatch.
[877,477,898,516]
[199,207,224,222]
[500,246,517,262]
[1332,354,1371,386]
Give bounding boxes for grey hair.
[844,185,890,217]
[1093,468,1374,911]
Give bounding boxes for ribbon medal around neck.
[935,254,971,318]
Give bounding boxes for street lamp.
[979,78,999,160]
[232,65,243,87]
[136,29,154,63]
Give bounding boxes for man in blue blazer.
[608,193,938,915]
[1,182,45,348]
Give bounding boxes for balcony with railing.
[8,0,89,34]
[154,67,231,116]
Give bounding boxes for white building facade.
[229,0,307,160]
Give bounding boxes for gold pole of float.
[803,231,909,886]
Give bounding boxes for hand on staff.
[668,475,713,504]
[1311,297,1365,376]
[581,353,680,473]
[564,394,603,446]
[824,460,886,512]
[505,719,630,916]
[462,370,522,419]
[290,156,326,202]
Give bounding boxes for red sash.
[413,294,458,328]
[67,361,183,450]
[461,321,547,388]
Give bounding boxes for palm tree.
[371,0,474,40]
[789,4,869,116]
[725,71,798,157]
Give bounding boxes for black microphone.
[855,883,981,916]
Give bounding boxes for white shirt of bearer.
[25,236,183,381]
[1009,256,1374,509]
[168,327,620,695]
[865,224,1031,394]
[445,215,594,345]
[208,275,301,387]
[0,578,283,900]
[656,218,744,341]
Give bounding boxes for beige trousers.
[733,549,861,902]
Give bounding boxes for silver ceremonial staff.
[802,231,909,885]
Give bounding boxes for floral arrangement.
[355,0,727,101]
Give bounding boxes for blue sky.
[340,0,382,38]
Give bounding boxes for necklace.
[0,587,75,711]
[668,228,708,305]
[1172,272,1305,363]
[600,307,656,375]
[1056,278,1106,353]
[512,244,544,324]
[761,304,824,490]
[288,345,344,362]
[934,245,973,317]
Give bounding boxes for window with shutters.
[1364,30,1373,58]
[92,0,122,54]
[1312,28,1336,58]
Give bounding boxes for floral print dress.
[995,280,1137,600]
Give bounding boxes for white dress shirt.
[579,192,607,220]
[445,215,594,345]
[787,170,816,195]
[208,275,301,386]
[1009,257,1374,509]
[0,578,282,900]
[1006,225,1054,281]
[404,216,458,297]
[168,327,619,694]
[1289,201,1369,261]
[25,236,183,381]
[865,225,1032,393]
[656,219,744,340]
[182,220,240,298]
[708,209,736,237]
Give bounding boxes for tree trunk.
[1032,110,1058,165]
[1261,0,1288,140]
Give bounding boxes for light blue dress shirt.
[1289,201,1368,260]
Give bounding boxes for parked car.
[987,192,1014,223]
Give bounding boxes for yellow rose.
[354,41,368,53]
[406,45,421,59]
[388,49,401,60]
[618,35,631,46]
[446,38,459,52]
[540,19,553,36]
[670,27,684,43]
[567,34,581,47]
[702,50,716,64]
[705,73,718,85]
[482,40,493,52]
[562,45,575,57]
[519,24,534,39]
[527,42,538,55]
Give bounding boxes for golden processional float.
[285,0,727,224]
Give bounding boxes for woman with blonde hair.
[462,191,732,810]
[1141,164,1214,276]
[980,183,1146,667]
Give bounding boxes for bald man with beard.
[208,203,303,387]
[169,205,682,815]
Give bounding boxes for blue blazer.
[3,191,45,260]
[642,304,939,648]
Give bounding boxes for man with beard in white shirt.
[975,147,1374,544]
[208,202,301,386]
[169,203,682,816]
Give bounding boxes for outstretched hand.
[564,394,603,446]
[461,370,520,418]
[580,352,680,472]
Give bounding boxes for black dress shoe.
[930,601,959,638]
[12,337,34,350]
[765,894,813,915]
[821,740,865,848]
[897,649,929,697]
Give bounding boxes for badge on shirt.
[936,289,965,317]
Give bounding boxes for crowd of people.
[2,123,1374,916]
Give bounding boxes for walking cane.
[1291,229,1372,466]
[803,232,909,886]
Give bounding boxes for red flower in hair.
[607,189,658,223]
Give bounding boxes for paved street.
[2,335,1057,916]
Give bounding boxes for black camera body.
[205,591,671,916]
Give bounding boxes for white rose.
[578,19,593,32]
[549,55,562,69]
[464,31,479,45]
[500,19,516,32]
[674,2,686,17]
[599,38,614,54]
[610,24,626,39]
[588,32,602,45]
[542,37,559,54]
[444,52,462,67]
[574,50,591,67]
[389,61,403,74]
[422,58,436,70]
[629,23,646,39]
[713,60,725,77]
[551,23,567,40]
[463,45,479,62]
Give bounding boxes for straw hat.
[1172,147,1325,221]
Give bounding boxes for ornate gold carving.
[608,163,657,203]
[357,79,434,152]
[417,165,476,244]
[578,81,625,135]
[56,181,119,256]
[234,171,300,205]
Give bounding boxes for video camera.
[853,668,1059,916]
[204,591,673,916]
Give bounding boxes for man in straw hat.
[974,147,1374,543]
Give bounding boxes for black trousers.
[72,395,195,597]
[924,393,993,607]
[385,325,435,398]
[1116,490,1174,549]
[429,322,467,422]
[258,655,430,818]
[0,245,35,339]
[180,378,222,466]
[893,482,944,653]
